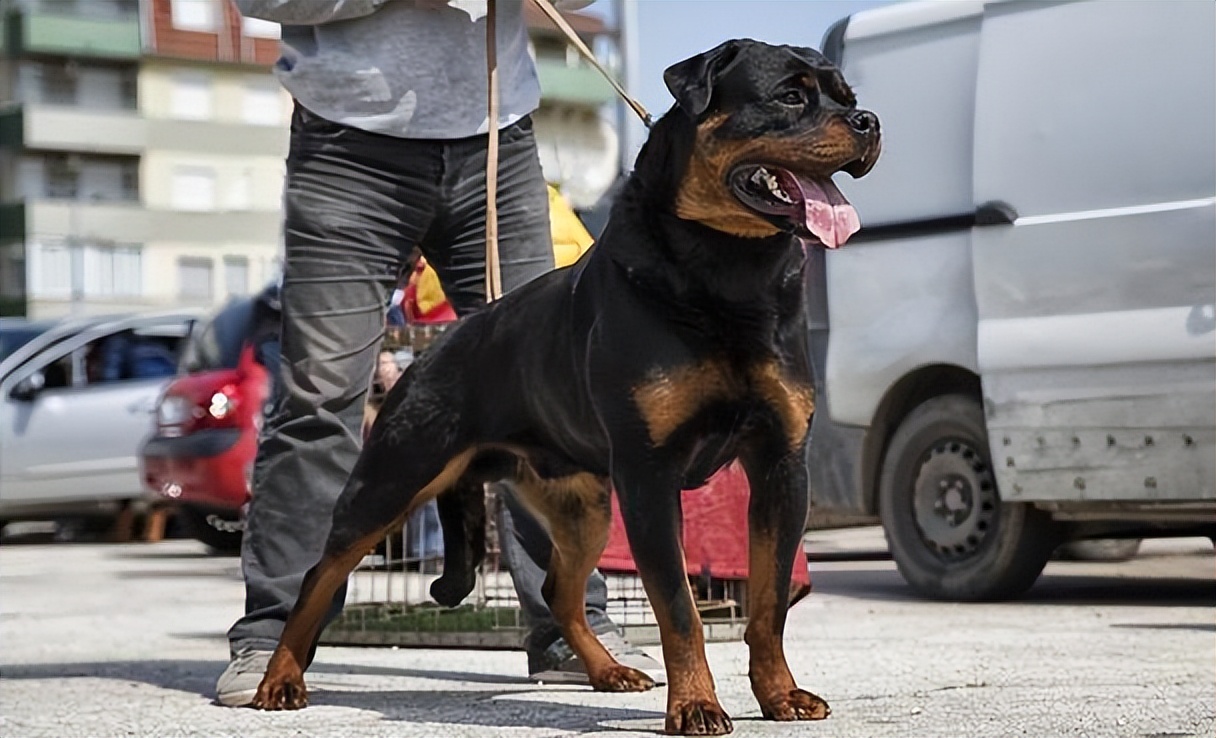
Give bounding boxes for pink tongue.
[795,177,860,249]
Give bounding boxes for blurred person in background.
[217,0,662,707]
[374,349,403,395]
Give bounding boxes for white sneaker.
[528,631,666,686]
[215,648,272,707]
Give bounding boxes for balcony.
[149,209,281,244]
[146,119,288,158]
[11,4,141,59]
[536,59,616,107]
[5,104,147,155]
[24,199,150,245]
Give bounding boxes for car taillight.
[157,382,243,435]
[194,383,242,430]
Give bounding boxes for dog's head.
[660,39,881,246]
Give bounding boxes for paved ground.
[1,529,1212,738]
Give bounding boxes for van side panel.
[825,232,979,427]
[828,9,984,428]
[971,0,1216,502]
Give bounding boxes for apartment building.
[139,0,287,312]
[0,0,146,317]
[0,0,618,319]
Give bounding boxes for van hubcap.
[912,440,998,561]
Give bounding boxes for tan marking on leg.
[749,362,815,449]
[632,360,740,447]
[252,449,480,711]
[253,526,386,710]
[745,526,829,722]
[645,569,732,734]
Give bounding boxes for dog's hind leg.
[513,465,655,693]
[250,435,477,711]
[739,440,830,722]
[614,464,732,736]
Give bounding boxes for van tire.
[878,395,1059,601]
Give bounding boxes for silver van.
[807,0,1215,599]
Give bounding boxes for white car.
[0,311,199,527]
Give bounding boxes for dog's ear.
[663,39,746,118]
[785,45,856,108]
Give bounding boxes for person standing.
[217,0,663,706]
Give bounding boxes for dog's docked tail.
[429,479,487,607]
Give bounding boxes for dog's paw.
[250,675,308,711]
[759,688,830,721]
[590,664,656,693]
[429,572,476,608]
[249,656,308,711]
[666,698,733,735]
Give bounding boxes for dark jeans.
[228,105,609,659]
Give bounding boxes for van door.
[970,0,1216,503]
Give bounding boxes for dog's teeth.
[749,167,792,203]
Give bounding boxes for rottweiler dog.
[252,39,879,735]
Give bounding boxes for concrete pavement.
[1,530,1212,737]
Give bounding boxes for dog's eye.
[779,89,807,107]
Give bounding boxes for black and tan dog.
[251,39,879,735]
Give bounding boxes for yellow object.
[417,184,594,309]
[414,260,450,316]
[548,184,595,268]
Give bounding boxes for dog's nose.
[847,110,878,136]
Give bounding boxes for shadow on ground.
[0,659,663,734]
[808,560,1216,607]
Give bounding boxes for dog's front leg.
[739,440,830,722]
[615,464,733,736]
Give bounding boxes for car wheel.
[878,394,1060,601]
[1056,538,1142,562]
[177,505,243,555]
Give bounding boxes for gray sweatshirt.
[235,0,540,139]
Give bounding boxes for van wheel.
[1055,538,1142,562]
[878,395,1059,601]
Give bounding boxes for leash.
[485,0,504,302]
[528,0,653,128]
[484,0,652,303]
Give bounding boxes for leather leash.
[485,0,652,303]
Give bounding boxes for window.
[84,245,142,297]
[0,243,25,304]
[45,157,79,199]
[28,241,142,299]
[224,256,249,297]
[15,60,136,109]
[31,242,73,297]
[224,169,252,210]
[242,79,282,126]
[242,16,280,39]
[178,257,214,300]
[171,0,218,32]
[30,154,139,202]
[41,63,76,105]
[77,66,134,110]
[171,166,216,211]
[170,72,212,120]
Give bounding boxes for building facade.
[0,0,617,319]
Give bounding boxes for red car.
[140,287,277,552]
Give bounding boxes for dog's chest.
[631,359,814,451]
